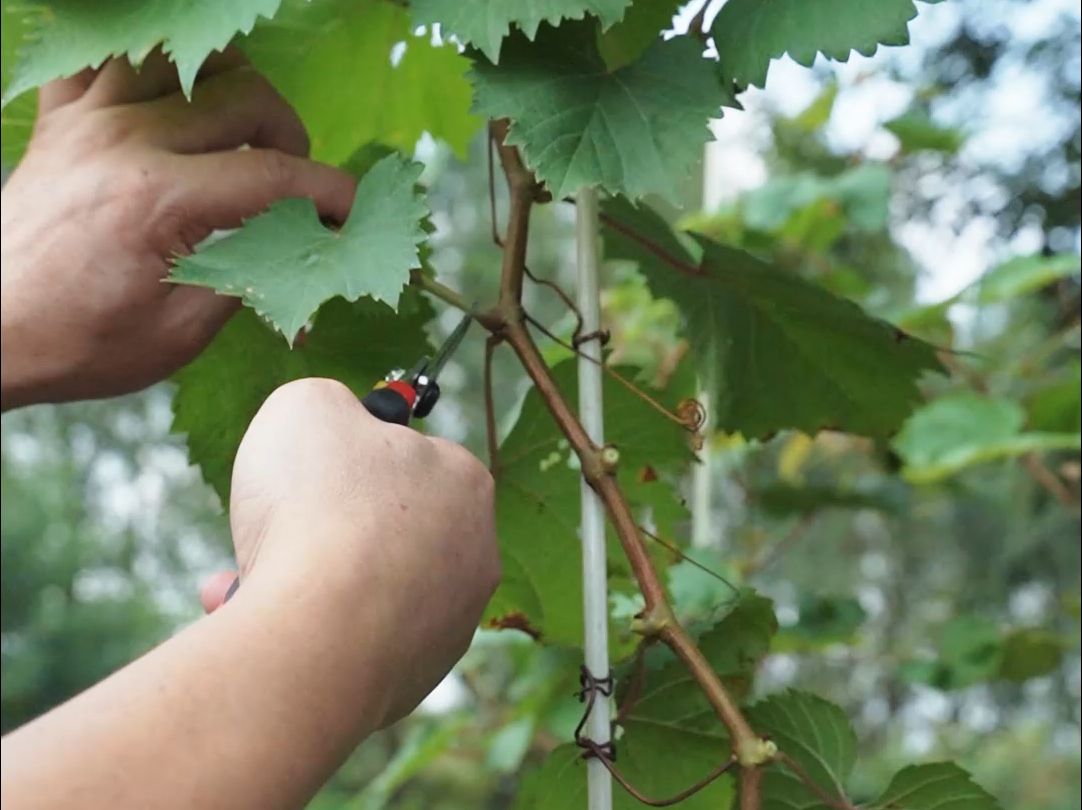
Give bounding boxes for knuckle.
[237,68,309,149]
[85,108,142,149]
[266,377,353,412]
[28,108,66,148]
[432,438,491,483]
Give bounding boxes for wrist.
[227,517,401,728]
[0,275,76,411]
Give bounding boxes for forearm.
[0,570,387,810]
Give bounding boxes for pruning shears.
[359,312,472,426]
[222,312,472,603]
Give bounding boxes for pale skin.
[0,54,500,809]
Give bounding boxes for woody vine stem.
[412,122,852,810]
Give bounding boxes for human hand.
[0,52,356,410]
[212,378,500,727]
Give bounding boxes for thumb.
[200,570,239,614]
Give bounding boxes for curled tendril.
[676,398,707,450]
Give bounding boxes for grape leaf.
[623,591,777,729]
[712,0,935,89]
[1,0,282,106]
[470,23,721,202]
[743,691,857,810]
[596,0,680,70]
[515,736,732,810]
[602,198,941,438]
[871,763,1002,810]
[244,0,480,163]
[892,393,1081,483]
[485,358,694,648]
[171,292,433,502]
[414,0,632,64]
[170,154,427,344]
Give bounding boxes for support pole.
[575,186,613,810]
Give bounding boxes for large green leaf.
[744,691,857,810]
[603,198,941,438]
[740,694,1000,810]
[414,0,632,64]
[171,292,433,502]
[596,0,680,70]
[1,0,281,105]
[485,358,693,647]
[623,591,777,728]
[470,23,721,202]
[711,0,932,89]
[871,763,1002,810]
[515,736,733,810]
[170,154,427,344]
[244,0,480,163]
[892,393,1081,483]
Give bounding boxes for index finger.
[37,67,98,114]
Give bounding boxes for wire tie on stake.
[574,664,617,762]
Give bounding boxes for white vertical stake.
[575,186,613,810]
[692,138,725,550]
[690,388,715,549]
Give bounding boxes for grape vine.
[1,1,1047,807]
